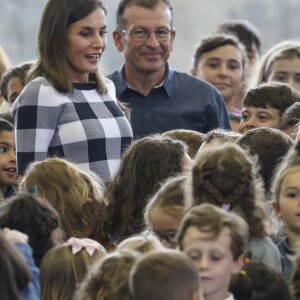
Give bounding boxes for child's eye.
[241,113,250,121]
[287,192,297,198]
[257,113,270,121]
[207,62,219,69]
[0,146,7,153]
[99,30,107,37]
[228,63,240,70]
[273,74,287,82]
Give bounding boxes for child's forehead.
[183,226,232,249]
[282,166,300,181]
[242,105,280,113]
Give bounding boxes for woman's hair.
[251,40,300,87]
[19,157,106,240]
[26,0,108,93]
[74,250,139,300]
[192,33,247,77]
[144,175,187,225]
[0,192,61,266]
[186,142,267,238]
[105,135,186,242]
[117,233,164,254]
[177,203,249,261]
[271,139,300,202]
[0,229,30,300]
[237,127,293,198]
[230,262,293,300]
[40,238,107,300]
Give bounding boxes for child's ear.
[272,200,282,219]
[232,254,244,274]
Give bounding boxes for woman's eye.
[0,146,7,153]
[99,30,107,37]
[80,31,90,37]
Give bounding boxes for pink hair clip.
[222,203,231,211]
[65,237,106,256]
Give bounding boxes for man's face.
[113,2,175,76]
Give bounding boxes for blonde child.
[19,157,107,244]
[40,237,106,300]
[117,233,164,254]
[74,250,139,300]
[144,175,186,249]
[187,143,282,272]
[0,118,17,203]
[130,249,201,300]
[272,140,300,281]
[177,203,248,300]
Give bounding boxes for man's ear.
[232,254,244,274]
[113,30,124,52]
[272,200,282,219]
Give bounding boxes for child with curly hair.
[186,143,281,272]
[105,135,190,245]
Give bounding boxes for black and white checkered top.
[11,77,133,182]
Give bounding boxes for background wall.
[1,0,300,76]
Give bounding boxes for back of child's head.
[0,229,30,300]
[243,82,300,113]
[215,20,261,56]
[199,128,241,152]
[105,135,187,241]
[0,192,61,266]
[252,40,300,87]
[40,237,106,300]
[230,262,293,300]
[129,249,200,300]
[177,203,249,261]
[74,250,139,300]
[237,127,294,197]
[162,129,205,159]
[187,142,266,237]
[117,233,164,254]
[145,175,186,227]
[19,157,106,239]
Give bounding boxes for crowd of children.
[3,0,300,300]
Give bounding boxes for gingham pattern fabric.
[11,77,133,182]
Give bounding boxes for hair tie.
[28,185,38,195]
[222,203,231,211]
[65,237,106,256]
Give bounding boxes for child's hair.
[117,233,164,254]
[144,175,186,226]
[243,82,300,114]
[129,250,200,300]
[177,203,249,260]
[162,129,206,159]
[191,33,247,77]
[40,237,107,300]
[237,127,293,197]
[204,128,241,144]
[280,102,300,131]
[230,262,293,300]
[0,117,13,133]
[19,157,106,240]
[251,40,300,87]
[105,135,187,243]
[214,20,261,56]
[291,246,300,299]
[0,229,30,300]
[0,192,61,266]
[186,143,266,238]
[271,139,300,202]
[0,61,33,102]
[74,250,139,300]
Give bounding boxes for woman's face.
[193,45,244,107]
[268,58,300,92]
[65,7,107,83]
